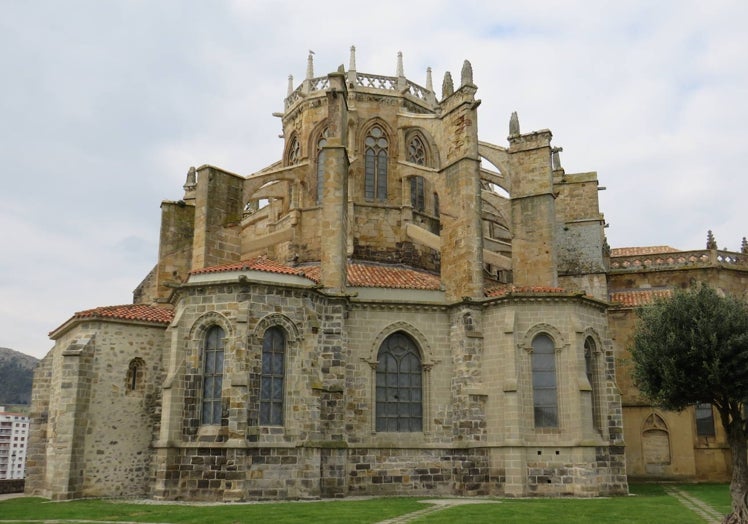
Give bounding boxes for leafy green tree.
[632,285,748,524]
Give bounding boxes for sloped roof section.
[192,258,442,290]
[191,257,308,277]
[611,246,680,257]
[609,288,672,307]
[345,263,441,290]
[71,304,174,324]
[50,304,174,338]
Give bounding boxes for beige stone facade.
[608,248,748,481]
[43,48,748,501]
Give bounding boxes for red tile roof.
[71,304,174,324]
[192,258,443,290]
[50,304,174,337]
[609,288,672,307]
[191,257,307,277]
[345,263,441,290]
[611,246,680,257]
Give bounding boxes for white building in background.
[0,407,29,479]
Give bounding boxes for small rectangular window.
[695,403,715,437]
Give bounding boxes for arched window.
[260,327,285,425]
[364,125,388,201]
[585,337,603,434]
[532,334,558,428]
[406,135,427,213]
[376,332,422,432]
[125,358,145,394]
[316,128,329,205]
[201,326,225,425]
[407,135,427,165]
[287,136,300,166]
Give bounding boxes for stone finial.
[337,64,345,73]
[742,237,748,254]
[461,59,473,86]
[306,50,315,80]
[426,67,433,92]
[706,230,717,250]
[442,71,454,98]
[509,111,520,136]
[349,45,356,72]
[183,166,196,192]
[287,74,294,96]
[396,51,404,77]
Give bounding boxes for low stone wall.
[0,479,25,494]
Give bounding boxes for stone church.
[25,49,747,501]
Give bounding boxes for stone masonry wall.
[79,322,165,497]
[24,353,53,496]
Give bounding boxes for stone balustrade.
[610,249,745,271]
[284,72,433,110]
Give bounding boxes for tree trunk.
[724,423,748,524]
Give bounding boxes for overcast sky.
[2,0,746,359]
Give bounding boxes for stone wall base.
[150,445,626,501]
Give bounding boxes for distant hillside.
[0,347,38,406]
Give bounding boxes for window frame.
[375,332,423,432]
[364,125,389,202]
[695,402,716,437]
[286,135,300,166]
[260,326,286,426]
[532,333,559,428]
[315,130,328,205]
[200,325,225,426]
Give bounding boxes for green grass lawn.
[0,483,731,523]
[676,482,732,513]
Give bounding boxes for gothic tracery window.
[287,136,300,166]
[376,332,422,432]
[407,135,427,212]
[260,327,286,425]
[407,135,426,166]
[532,333,558,428]
[364,125,388,201]
[201,326,225,425]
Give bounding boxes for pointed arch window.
[287,136,300,166]
[365,125,388,201]
[407,135,427,212]
[407,135,427,166]
[532,333,558,428]
[260,327,285,425]
[316,128,329,205]
[585,337,603,434]
[201,326,225,425]
[376,332,422,432]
